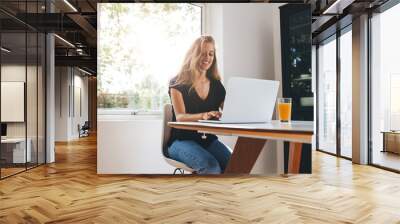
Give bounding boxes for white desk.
[169,120,314,174]
[1,138,31,163]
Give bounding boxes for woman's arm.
[170,88,219,121]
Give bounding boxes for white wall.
[72,73,89,138]
[204,4,224,76]
[1,66,26,138]
[205,3,283,174]
[221,4,276,80]
[1,66,36,134]
[55,67,70,141]
[98,117,175,174]
[55,67,89,141]
[1,65,27,139]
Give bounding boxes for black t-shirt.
[168,75,226,148]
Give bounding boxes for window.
[370,3,400,171]
[98,3,202,113]
[317,36,337,155]
[0,1,46,179]
[316,26,353,159]
[390,75,400,130]
[339,28,352,158]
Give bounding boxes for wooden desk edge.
[169,123,313,144]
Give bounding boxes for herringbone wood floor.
[1,135,400,224]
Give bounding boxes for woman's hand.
[202,111,222,120]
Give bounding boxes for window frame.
[0,1,47,179]
[315,23,353,161]
[98,3,204,117]
[368,0,400,173]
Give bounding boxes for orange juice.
[278,102,292,122]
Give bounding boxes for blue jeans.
[168,140,232,174]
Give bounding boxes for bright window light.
[98,3,201,112]
[317,37,337,154]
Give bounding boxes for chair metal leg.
[173,168,186,175]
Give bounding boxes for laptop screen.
[1,123,7,137]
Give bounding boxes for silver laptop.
[199,77,279,124]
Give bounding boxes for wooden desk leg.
[224,137,267,174]
[288,142,303,173]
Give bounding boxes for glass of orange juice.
[278,98,292,123]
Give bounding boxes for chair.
[78,121,90,138]
[162,104,194,174]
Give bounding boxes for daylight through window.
[98,3,202,113]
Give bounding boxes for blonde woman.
[167,36,231,174]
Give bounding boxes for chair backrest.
[82,121,90,129]
[162,104,173,158]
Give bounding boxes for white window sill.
[97,109,163,121]
[98,109,162,115]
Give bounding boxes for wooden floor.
[1,163,44,178]
[0,167,26,178]
[1,135,400,223]
[372,150,400,171]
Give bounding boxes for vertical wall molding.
[352,14,369,164]
[46,33,55,163]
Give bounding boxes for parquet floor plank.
[0,135,400,223]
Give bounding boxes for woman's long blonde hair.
[173,35,221,88]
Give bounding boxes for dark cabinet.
[280,4,313,173]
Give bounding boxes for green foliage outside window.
[98,3,201,111]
